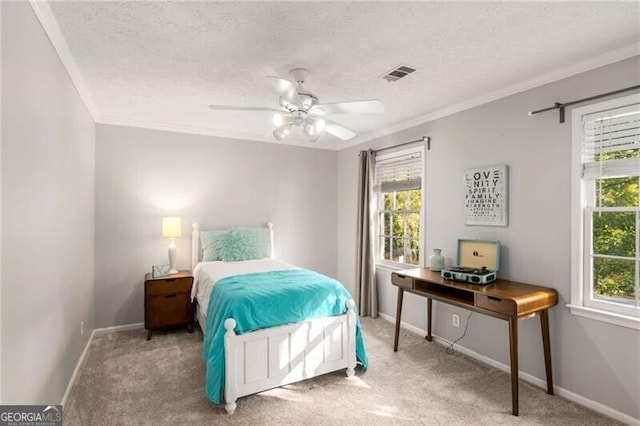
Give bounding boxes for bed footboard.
[223,300,357,414]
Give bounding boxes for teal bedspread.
[202,268,368,404]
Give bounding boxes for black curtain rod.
[528,84,640,123]
[373,136,431,154]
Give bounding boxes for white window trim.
[375,260,420,272]
[570,93,640,330]
[374,145,426,269]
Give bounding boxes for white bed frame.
[191,223,357,414]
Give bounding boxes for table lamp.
[162,217,182,274]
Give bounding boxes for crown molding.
[29,0,100,121]
[340,44,640,151]
[98,115,341,150]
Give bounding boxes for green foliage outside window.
[592,175,639,301]
[380,189,421,265]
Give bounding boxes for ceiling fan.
[208,68,384,143]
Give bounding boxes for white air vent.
[381,65,416,82]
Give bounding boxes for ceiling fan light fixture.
[273,123,293,141]
[303,122,315,135]
[314,118,326,133]
[209,67,381,143]
[272,112,285,127]
[303,127,320,143]
[303,120,321,143]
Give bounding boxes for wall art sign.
[464,165,508,226]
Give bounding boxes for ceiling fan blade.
[266,76,303,106]
[312,99,384,115]
[208,105,280,112]
[323,119,356,141]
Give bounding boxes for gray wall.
[1,2,95,404]
[94,124,338,328]
[338,56,640,420]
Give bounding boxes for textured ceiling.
[45,1,640,149]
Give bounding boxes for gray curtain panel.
[355,149,377,317]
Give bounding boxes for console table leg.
[426,298,433,341]
[540,309,554,395]
[393,287,404,352]
[508,317,519,416]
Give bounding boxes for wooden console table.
[391,268,558,416]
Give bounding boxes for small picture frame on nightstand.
[152,264,171,278]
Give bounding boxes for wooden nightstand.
[144,271,194,340]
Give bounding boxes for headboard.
[191,222,275,271]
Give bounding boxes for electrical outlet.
[452,314,460,328]
[80,321,84,336]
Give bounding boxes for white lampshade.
[162,217,182,238]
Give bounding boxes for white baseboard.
[377,313,639,426]
[92,322,144,335]
[60,330,95,407]
[60,322,145,406]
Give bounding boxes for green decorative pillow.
[200,230,227,261]
[216,227,271,262]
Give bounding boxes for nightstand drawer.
[476,294,515,316]
[146,277,192,296]
[145,293,192,328]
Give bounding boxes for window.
[374,147,425,267]
[570,94,640,329]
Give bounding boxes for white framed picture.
[464,165,508,226]
[152,264,171,278]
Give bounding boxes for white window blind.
[582,104,640,180]
[374,152,422,192]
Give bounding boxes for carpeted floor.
[63,318,620,425]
